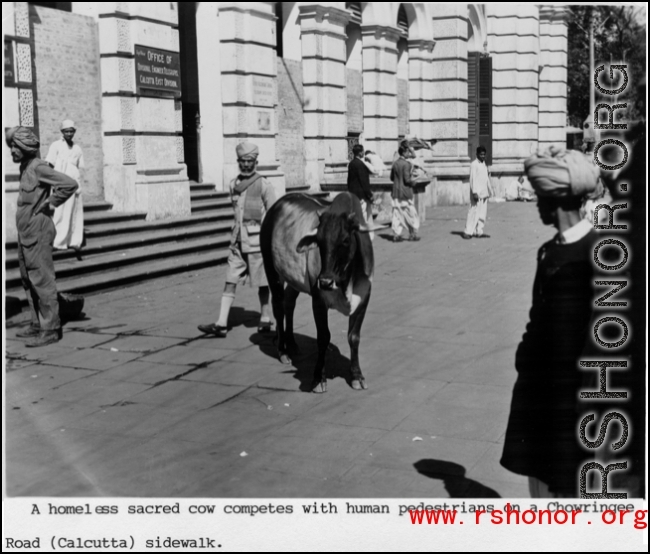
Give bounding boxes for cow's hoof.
[279,353,292,365]
[351,379,367,391]
[311,381,327,394]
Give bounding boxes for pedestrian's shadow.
[414,459,501,498]
[254,332,352,392]
[195,307,260,340]
[377,233,396,242]
[450,231,469,239]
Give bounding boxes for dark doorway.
[178,2,201,182]
[28,2,72,11]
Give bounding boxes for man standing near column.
[347,144,374,233]
[198,142,277,337]
[7,126,79,347]
[462,145,493,239]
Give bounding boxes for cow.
[260,191,377,393]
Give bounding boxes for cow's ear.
[296,228,318,253]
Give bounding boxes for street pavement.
[5,201,554,498]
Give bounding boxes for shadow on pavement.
[254,332,352,392]
[5,296,23,321]
[414,459,501,498]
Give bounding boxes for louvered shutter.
[478,56,492,165]
[468,51,480,159]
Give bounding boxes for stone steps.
[5,182,234,300]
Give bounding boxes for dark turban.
[524,146,600,198]
[5,126,40,154]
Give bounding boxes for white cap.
[61,119,76,130]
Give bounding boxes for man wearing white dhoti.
[462,146,494,239]
[46,120,85,254]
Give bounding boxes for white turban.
[524,147,601,198]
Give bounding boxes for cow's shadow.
[414,459,501,498]
[254,332,352,392]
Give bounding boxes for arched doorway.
[467,5,492,163]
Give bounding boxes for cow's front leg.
[348,285,371,390]
[283,285,300,357]
[311,293,330,393]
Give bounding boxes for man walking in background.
[390,142,420,242]
[7,126,79,347]
[462,145,493,239]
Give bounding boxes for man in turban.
[6,126,79,347]
[500,147,601,497]
[198,141,277,337]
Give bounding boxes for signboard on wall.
[134,45,181,96]
[5,40,15,87]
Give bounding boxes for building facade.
[3,2,569,240]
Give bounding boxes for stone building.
[3,2,569,240]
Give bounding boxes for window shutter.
[467,52,480,159]
[478,55,493,165]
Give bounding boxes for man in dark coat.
[347,143,374,227]
[500,147,601,497]
[7,126,79,347]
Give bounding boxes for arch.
[468,4,488,53]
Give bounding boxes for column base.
[135,167,192,220]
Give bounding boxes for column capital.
[408,39,436,53]
[539,5,570,24]
[361,24,402,44]
[298,5,351,28]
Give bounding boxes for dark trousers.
[17,215,61,331]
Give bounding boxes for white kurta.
[46,139,85,250]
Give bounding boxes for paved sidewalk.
[5,202,553,498]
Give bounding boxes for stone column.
[219,2,284,196]
[426,4,470,205]
[361,24,401,162]
[196,2,224,190]
[95,2,190,219]
[538,6,569,152]
[4,2,35,241]
[487,4,540,186]
[408,39,436,144]
[298,4,350,190]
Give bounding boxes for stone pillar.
[361,24,401,163]
[96,2,191,219]
[487,4,540,186]
[298,4,350,190]
[408,39,436,143]
[538,6,569,152]
[219,2,284,196]
[4,2,35,241]
[196,2,224,189]
[426,4,470,205]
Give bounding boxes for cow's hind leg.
[266,271,291,364]
[283,285,300,357]
[311,293,330,393]
[348,286,371,390]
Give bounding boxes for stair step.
[85,201,113,213]
[191,199,234,213]
[84,210,148,225]
[7,248,230,299]
[6,235,231,292]
[190,191,231,203]
[5,221,233,270]
[86,209,233,238]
